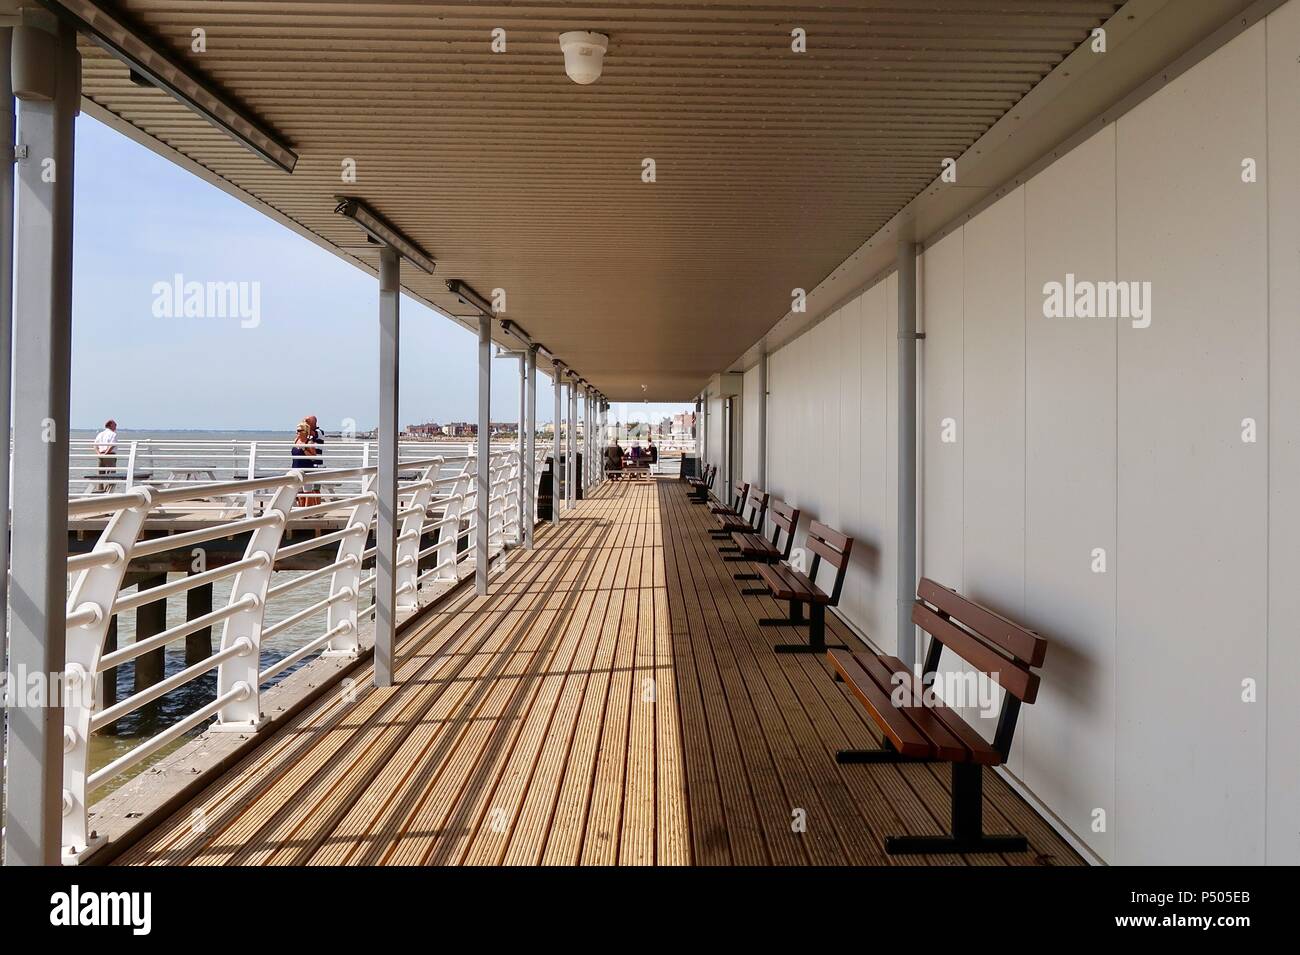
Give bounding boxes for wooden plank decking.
[115,479,1082,866]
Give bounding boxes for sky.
[70,114,691,434]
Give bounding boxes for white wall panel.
[1022,125,1117,862]
[1265,1,1300,866]
[920,232,965,596]
[749,6,1288,866]
[881,272,900,656]
[1114,24,1268,864]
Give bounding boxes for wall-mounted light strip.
[445,279,494,317]
[39,0,298,172]
[449,279,597,390]
[335,197,436,274]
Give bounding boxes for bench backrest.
[804,520,853,606]
[742,486,769,529]
[706,464,717,488]
[768,499,800,560]
[729,480,750,511]
[912,577,1048,756]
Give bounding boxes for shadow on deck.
[111,479,1082,866]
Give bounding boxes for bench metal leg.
[741,587,767,595]
[775,603,843,654]
[722,555,747,562]
[717,546,739,553]
[760,598,804,627]
[883,763,1028,855]
[733,572,760,580]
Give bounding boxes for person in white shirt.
[94,419,117,491]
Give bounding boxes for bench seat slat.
[756,563,827,603]
[877,655,1002,766]
[827,650,934,758]
[851,653,971,762]
[731,532,777,559]
[715,513,751,531]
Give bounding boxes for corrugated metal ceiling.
[74,1,1124,398]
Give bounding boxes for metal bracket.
[13,144,27,161]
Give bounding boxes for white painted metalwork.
[58,450,522,861]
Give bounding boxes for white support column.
[757,353,768,489]
[896,240,920,670]
[5,19,79,867]
[0,23,15,864]
[567,377,577,508]
[525,346,538,547]
[551,361,562,525]
[517,353,526,543]
[583,387,591,488]
[476,313,491,594]
[374,245,400,687]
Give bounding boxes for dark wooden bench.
[730,497,800,593]
[753,520,853,654]
[686,463,716,503]
[709,480,749,521]
[715,485,768,544]
[828,576,1047,855]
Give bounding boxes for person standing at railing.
[93,419,117,492]
[306,414,326,462]
[291,420,321,507]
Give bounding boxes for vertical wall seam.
[1112,116,1121,863]
[1261,12,1271,860]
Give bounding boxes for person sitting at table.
[605,442,624,478]
[646,440,658,465]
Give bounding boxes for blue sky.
[70,114,689,433]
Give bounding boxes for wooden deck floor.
[115,479,1082,866]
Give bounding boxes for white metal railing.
[65,437,526,511]
[59,448,522,860]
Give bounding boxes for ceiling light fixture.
[559,31,609,85]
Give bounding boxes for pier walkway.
[113,480,1080,866]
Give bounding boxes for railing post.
[396,462,437,610]
[212,478,300,731]
[244,440,258,517]
[436,463,471,581]
[124,439,138,490]
[325,473,377,657]
[61,491,151,860]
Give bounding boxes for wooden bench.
[730,497,800,593]
[828,577,1048,855]
[709,480,749,521]
[686,463,716,503]
[715,485,768,544]
[753,520,853,655]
